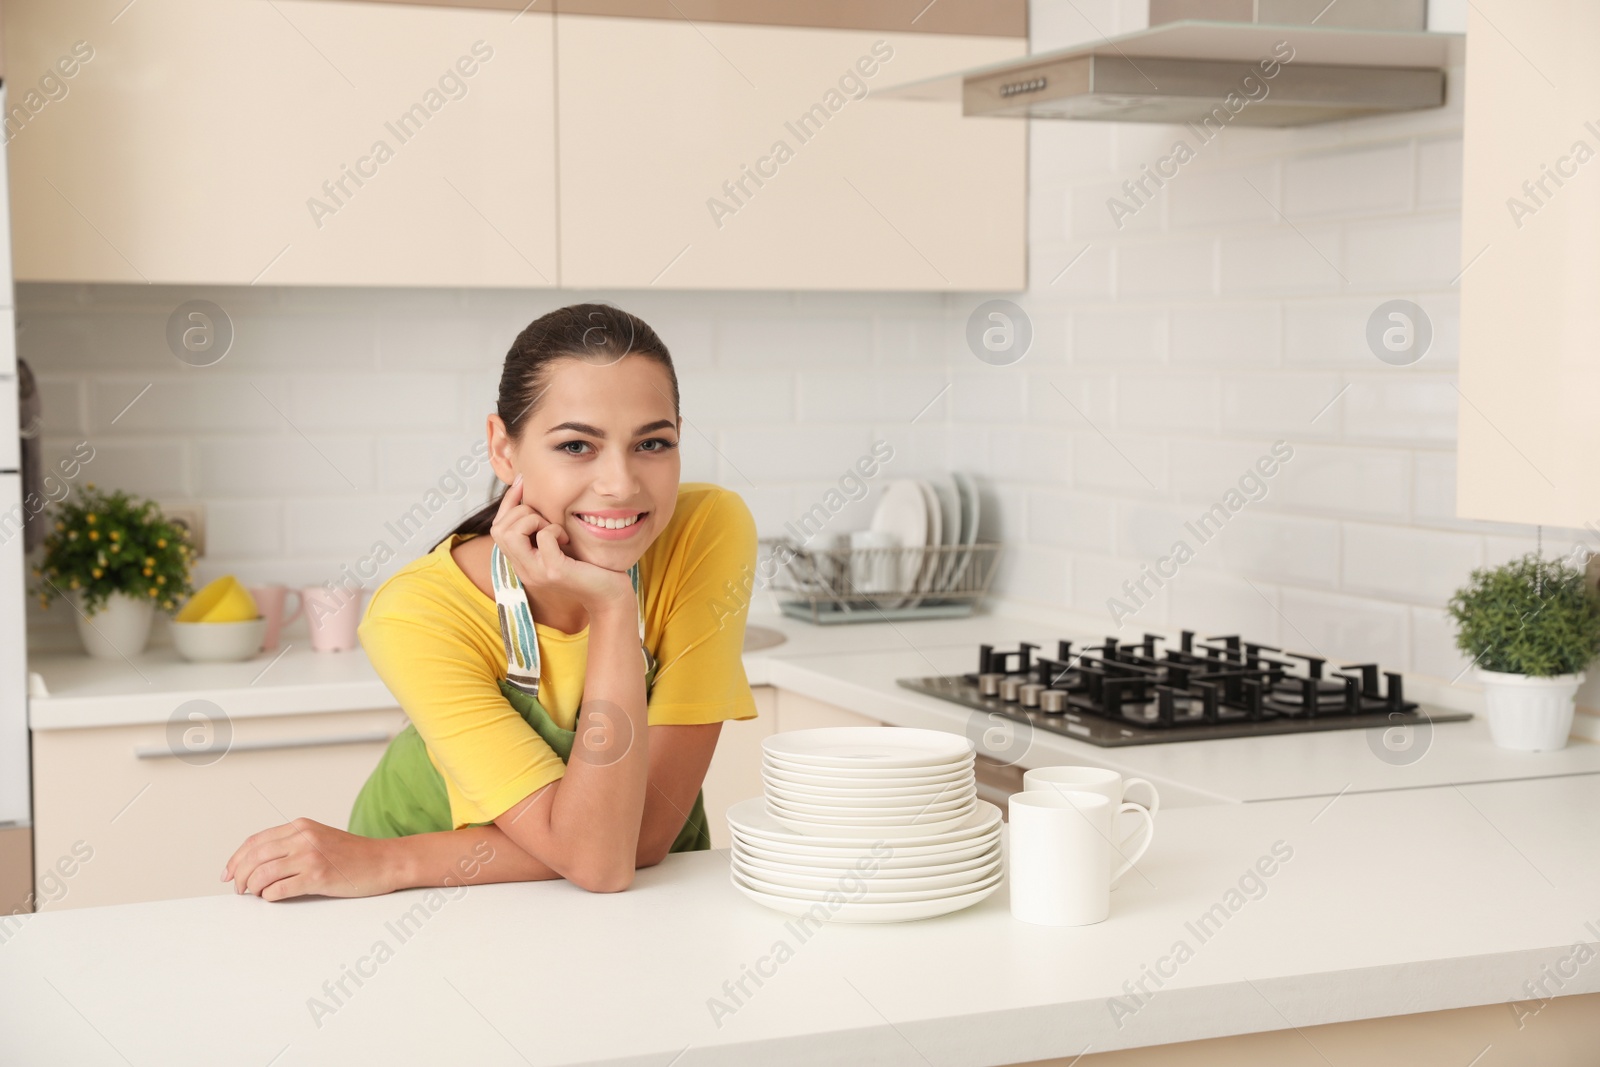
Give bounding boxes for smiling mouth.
[575,512,647,531]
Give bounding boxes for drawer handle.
[134,730,396,760]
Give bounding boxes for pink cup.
[301,586,365,652]
[247,584,303,652]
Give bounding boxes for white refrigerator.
[0,81,30,914]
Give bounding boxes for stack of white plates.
[726,728,1003,922]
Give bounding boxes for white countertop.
[30,601,1600,804]
[3,773,1596,1066]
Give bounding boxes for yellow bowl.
[176,576,259,623]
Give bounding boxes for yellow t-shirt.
[357,481,760,829]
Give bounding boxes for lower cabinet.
[31,708,407,911]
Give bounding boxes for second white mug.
[1007,790,1155,927]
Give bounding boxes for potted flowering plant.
[32,484,195,658]
[1447,552,1600,751]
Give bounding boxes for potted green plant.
[31,484,196,659]
[1447,552,1600,751]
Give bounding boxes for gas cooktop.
[896,631,1470,747]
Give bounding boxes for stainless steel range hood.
[883,0,1464,127]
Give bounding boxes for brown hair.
[432,303,679,552]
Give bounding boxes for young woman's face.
[488,356,682,569]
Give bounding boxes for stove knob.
[1019,683,1044,708]
[1041,689,1067,714]
[978,673,1005,697]
[999,677,1024,702]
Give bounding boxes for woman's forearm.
[389,824,561,889]
[539,599,652,885]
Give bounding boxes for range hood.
[883,0,1464,127]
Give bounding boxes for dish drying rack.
[757,536,1003,625]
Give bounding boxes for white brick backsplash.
[1070,181,1161,239]
[1410,291,1460,367]
[197,436,375,496]
[1165,164,1280,230]
[88,377,286,434]
[948,371,1028,423]
[289,374,460,431]
[994,543,1071,608]
[1278,586,1409,665]
[1219,228,1346,295]
[1169,304,1280,366]
[204,499,283,558]
[376,312,500,370]
[229,310,377,370]
[35,378,84,434]
[716,316,873,370]
[1118,501,1189,560]
[875,316,958,366]
[1077,552,1169,628]
[1165,570,1284,642]
[1411,605,1471,682]
[1116,373,1219,433]
[43,437,190,497]
[681,371,793,425]
[1073,432,1166,494]
[1412,449,1456,524]
[1072,308,1164,364]
[376,434,491,496]
[1340,375,1458,445]
[1198,511,1341,588]
[988,427,1072,486]
[722,425,875,483]
[1284,143,1414,218]
[1417,137,1464,208]
[1273,445,1410,520]
[1168,440,1284,498]
[1031,242,1114,300]
[1028,490,1115,552]
[1032,123,1117,184]
[1220,373,1344,439]
[1341,522,1482,605]
[1283,300,1379,367]
[1116,238,1216,299]
[1343,216,1461,290]
[1031,0,1119,50]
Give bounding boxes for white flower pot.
[72,590,155,659]
[1476,668,1584,751]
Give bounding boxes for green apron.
[348,543,710,853]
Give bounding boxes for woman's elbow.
[571,860,635,893]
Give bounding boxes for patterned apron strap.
[490,543,651,699]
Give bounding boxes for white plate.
[730,854,1001,895]
[765,781,976,809]
[765,799,975,825]
[763,756,974,784]
[762,774,976,800]
[732,865,1002,905]
[764,727,974,770]
[905,480,941,608]
[730,829,1001,867]
[947,471,980,592]
[730,870,1001,923]
[927,475,963,594]
[730,796,1001,847]
[765,807,975,839]
[765,790,976,819]
[732,841,1001,880]
[868,479,929,609]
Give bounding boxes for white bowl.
[170,618,267,662]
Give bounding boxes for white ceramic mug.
[1007,791,1155,927]
[1023,766,1159,887]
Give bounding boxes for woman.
[223,304,759,900]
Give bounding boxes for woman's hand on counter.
[223,818,401,901]
[492,473,636,614]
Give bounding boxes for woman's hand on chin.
[492,473,636,613]
[223,818,398,901]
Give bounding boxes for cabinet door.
[4,0,556,287]
[31,708,407,909]
[557,16,1025,290]
[1457,0,1600,526]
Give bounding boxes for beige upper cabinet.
[1457,0,1600,527]
[556,16,1026,290]
[4,0,558,287]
